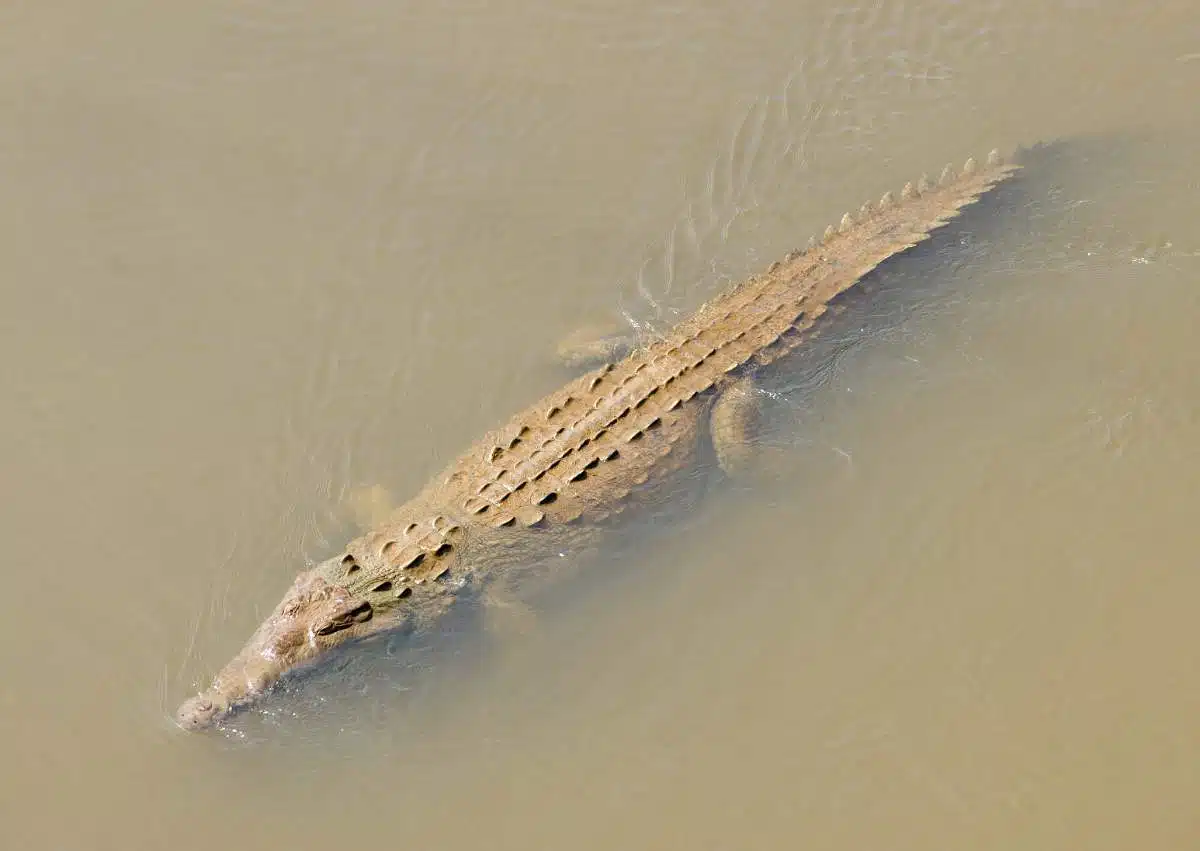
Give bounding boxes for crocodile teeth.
[962,156,978,175]
[987,148,1002,166]
[916,174,932,194]
[900,181,916,200]
[806,236,817,250]
[939,164,954,185]
[878,191,895,209]
[823,225,836,241]
[838,213,854,233]
[858,203,872,221]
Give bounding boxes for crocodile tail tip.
[817,146,1011,248]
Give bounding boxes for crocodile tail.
[690,149,1020,371]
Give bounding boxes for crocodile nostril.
[176,695,220,731]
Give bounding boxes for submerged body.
[177,150,1020,730]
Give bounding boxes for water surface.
[1,0,1198,847]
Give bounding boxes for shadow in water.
[761,132,1146,408]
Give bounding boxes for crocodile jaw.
[175,570,380,731]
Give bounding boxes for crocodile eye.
[315,601,373,636]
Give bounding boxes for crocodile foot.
[340,483,397,531]
[482,584,541,642]
[555,321,636,370]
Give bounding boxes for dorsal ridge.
[669,149,1020,370]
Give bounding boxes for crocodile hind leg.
[555,321,636,369]
[710,375,762,477]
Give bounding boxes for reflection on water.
[1,0,1198,847]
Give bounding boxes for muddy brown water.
[2,1,1199,847]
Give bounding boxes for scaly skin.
[177,150,1021,731]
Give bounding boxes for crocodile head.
[175,567,389,731]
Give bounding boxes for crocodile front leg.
[710,375,761,477]
[340,483,397,530]
[482,581,540,640]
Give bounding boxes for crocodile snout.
[175,694,228,731]
[175,570,376,731]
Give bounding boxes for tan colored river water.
[2,1,1199,847]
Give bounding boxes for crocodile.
[176,149,1020,731]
